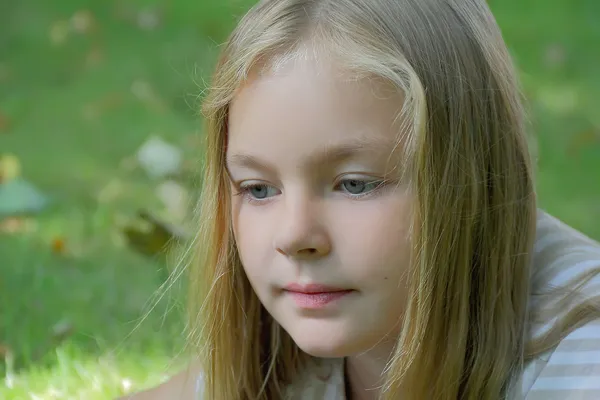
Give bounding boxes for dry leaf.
[122,210,188,257]
[51,236,67,254]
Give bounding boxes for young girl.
[123,0,600,399]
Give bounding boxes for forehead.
[227,56,405,166]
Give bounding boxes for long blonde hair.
[185,1,590,398]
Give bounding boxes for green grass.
[1,0,599,399]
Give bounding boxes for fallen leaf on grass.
[122,210,189,258]
[51,236,67,255]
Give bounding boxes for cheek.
[332,196,412,271]
[231,202,273,273]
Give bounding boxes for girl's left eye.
[337,179,382,196]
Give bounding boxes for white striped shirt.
[197,210,600,399]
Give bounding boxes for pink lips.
[283,283,354,309]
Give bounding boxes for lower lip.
[285,290,353,309]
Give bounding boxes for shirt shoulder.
[530,211,600,337]
[524,319,600,400]
[522,211,600,399]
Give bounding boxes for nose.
[273,196,331,258]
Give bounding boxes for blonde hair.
[183,0,597,399]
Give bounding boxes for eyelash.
[233,178,390,204]
[233,184,279,205]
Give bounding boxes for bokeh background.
[1,0,599,398]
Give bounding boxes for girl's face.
[227,55,413,358]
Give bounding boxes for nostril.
[296,248,318,255]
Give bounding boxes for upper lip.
[283,283,352,293]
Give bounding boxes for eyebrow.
[226,135,395,173]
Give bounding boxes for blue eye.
[340,179,381,196]
[238,184,279,200]
[249,185,269,199]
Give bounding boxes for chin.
[287,328,358,358]
[274,313,376,358]
[295,342,350,358]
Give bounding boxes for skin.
[226,54,413,399]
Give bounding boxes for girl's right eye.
[236,183,280,201]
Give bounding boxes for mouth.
[283,283,352,293]
[283,283,355,309]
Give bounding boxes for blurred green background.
[1,0,599,399]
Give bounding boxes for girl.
[124,0,600,399]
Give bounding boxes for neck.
[344,339,396,400]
